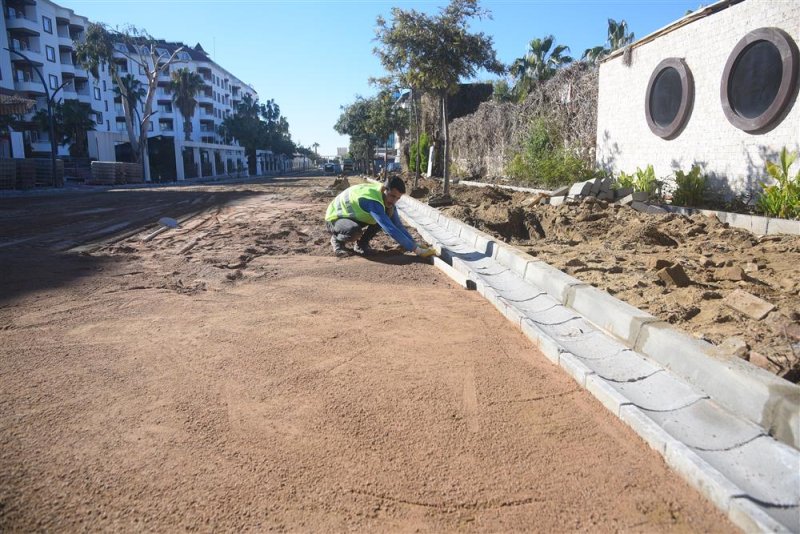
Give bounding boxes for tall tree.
[582,18,635,64]
[510,35,572,100]
[169,67,204,141]
[34,100,96,157]
[222,94,294,174]
[334,96,377,174]
[374,0,503,201]
[75,23,187,177]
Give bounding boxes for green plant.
[615,171,635,190]
[615,165,660,198]
[757,148,800,219]
[672,165,708,207]
[505,118,593,187]
[409,132,430,173]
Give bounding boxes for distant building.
[0,0,280,181]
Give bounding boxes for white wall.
[596,0,799,198]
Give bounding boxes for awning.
[0,94,36,116]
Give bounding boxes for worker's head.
[382,176,406,208]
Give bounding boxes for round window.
[645,58,694,139]
[721,28,799,132]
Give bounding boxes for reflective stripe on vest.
[325,182,385,224]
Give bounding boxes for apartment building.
[0,0,109,157]
[1,0,280,181]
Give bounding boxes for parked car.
[386,162,402,173]
[323,162,336,174]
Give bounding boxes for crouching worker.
[324,176,437,258]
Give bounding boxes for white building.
[1,0,281,180]
[595,0,799,198]
[0,0,102,157]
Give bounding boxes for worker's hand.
[414,246,437,258]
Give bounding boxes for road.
[0,176,733,531]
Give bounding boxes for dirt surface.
[415,178,800,382]
[0,175,733,531]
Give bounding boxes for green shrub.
[409,132,430,173]
[505,118,593,188]
[615,165,661,198]
[672,165,708,207]
[757,147,800,219]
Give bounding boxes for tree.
[221,94,295,174]
[374,0,503,200]
[75,23,187,178]
[510,35,572,100]
[34,100,96,157]
[334,96,377,174]
[311,142,319,161]
[169,67,204,141]
[582,18,635,64]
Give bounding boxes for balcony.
[60,62,75,76]
[5,11,40,35]
[14,77,45,95]
[158,121,174,132]
[73,65,88,79]
[58,34,73,49]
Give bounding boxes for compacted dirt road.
[0,176,733,531]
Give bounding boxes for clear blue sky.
[66,0,706,157]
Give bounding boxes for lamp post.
[6,48,66,187]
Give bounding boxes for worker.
[324,177,437,258]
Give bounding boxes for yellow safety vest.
[325,182,385,225]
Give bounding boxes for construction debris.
[723,289,776,320]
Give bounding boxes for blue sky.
[66,0,706,157]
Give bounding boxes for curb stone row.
[396,193,800,533]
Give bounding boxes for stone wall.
[596,0,800,199]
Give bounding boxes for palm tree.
[113,74,146,124]
[510,35,572,100]
[582,18,635,64]
[169,67,204,141]
[34,100,96,157]
[311,142,319,159]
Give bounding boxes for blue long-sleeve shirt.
[359,198,417,251]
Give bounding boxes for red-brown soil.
[0,176,733,531]
[416,178,800,382]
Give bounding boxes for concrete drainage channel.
[396,193,800,533]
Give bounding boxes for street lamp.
[6,48,69,187]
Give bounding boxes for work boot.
[353,240,374,256]
[330,236,348,257]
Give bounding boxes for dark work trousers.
[326,219,381,244]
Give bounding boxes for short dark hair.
[385,176,406,194]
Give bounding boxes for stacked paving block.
[550,176,662,214]
[0,159,16,190]
[88,161,117,185]
[14,159,35,190]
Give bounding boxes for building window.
[49,74,58,89]
[102,80,106,91]
[104,101,108,112]
[721,27,799,133]
[96,112,103,125]
[42,16,52,34]
[94,87,101,100]
[45,46,55,63]
[645,58,694,139]
[106,120,110,131]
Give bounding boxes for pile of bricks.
[548,177,667,215]
[88,161,143,185]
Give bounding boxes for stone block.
[631,201,667,214]
[617,193,635,206]
[524,261,586,304]
[520,318,563,364]
[432,256,472,290]
[714,265,745,281]
[609,371,707,412]
[635,321,800,450]
[558,352,595,387]
[728,497,797,534]
[767,217,800,236]
[585,374,630,417]
[567,284,656,346]
[550,185,570,197]
[723,289,775,320]
[664,441,742,514]
[590,177,603,195]
[549,196,565,207]
[631,191,650,202]
[619,405,677,454]
[568,180,592,198]
[657,263,691,287]
[614,186,633,199]
[493,244,533,278]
